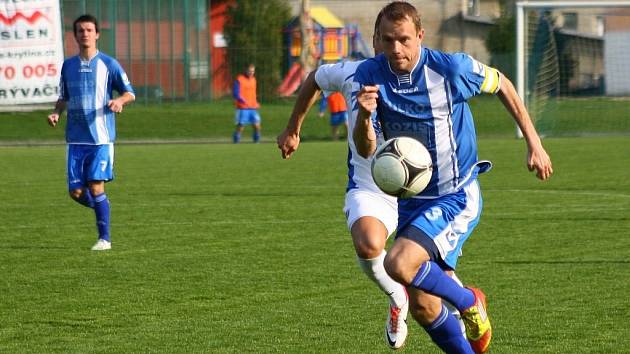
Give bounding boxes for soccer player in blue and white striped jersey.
[47,14,135,251]
[278,32,467,348]
[353,2,552,353]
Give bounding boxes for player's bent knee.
[352,235,384,259]
[351,217,388,259]
[383,252,408,284]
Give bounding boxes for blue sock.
[424,305,474,354]
[93,193,110,241]
[253,131,260,143]
[76,188,94,208]
[233,132,241,143]
[412,261,475,311]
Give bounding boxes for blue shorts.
[330,111,348,126]
[396,180,483,270]
[67,144,114,191]
[235,109,261,125]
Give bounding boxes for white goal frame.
[514,0,630,137]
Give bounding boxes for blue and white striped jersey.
[59,51,134,144]
[316,60,393,198]
[353,47,499,198]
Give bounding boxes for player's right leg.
[233,124,244,143]
[67,144,94,208]
[344,189,407,349]
[331,125,339,141]
[233,109,245,143]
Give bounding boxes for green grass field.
[1,135,629,353]
[1,98,629,352]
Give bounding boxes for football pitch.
[1,136,629,353]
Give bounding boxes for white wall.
[604,31,630,95]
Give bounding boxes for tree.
[485,13,515,79]
[224,0,291,101]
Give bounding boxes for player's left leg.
[391,180,491,353]
[88,180,110,250]
[84,144,114,251]
[251,110,262,143]
[252,123,261,143]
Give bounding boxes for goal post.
[515,0,630,137]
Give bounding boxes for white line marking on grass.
[0,219,339,230]
[486,189,630,199]
[486,207,628,216]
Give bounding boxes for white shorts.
[343,189,398,237]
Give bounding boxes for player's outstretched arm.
[496,73,553,180]
[353,85,379,159]
[277,70,322,159]
[47,100,66,127]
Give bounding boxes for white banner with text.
[0,0,64,105]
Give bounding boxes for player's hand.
[276,129,300,159]
[318,112,324,118]
[47,113,60,127]
[357,85,379,118]
[108,99,124,113]
[527,145,553,180]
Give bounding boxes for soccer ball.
[370,137,433,198]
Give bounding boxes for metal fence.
[61,0,210,103]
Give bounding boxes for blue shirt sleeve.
[111,60,134,95]
[232,80,245,103]
[447,53,487,101]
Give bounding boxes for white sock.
[357,251,406,307]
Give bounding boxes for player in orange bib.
[319,91,348,140]
[233,64,261,143]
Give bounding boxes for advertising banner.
[0,0,64,105]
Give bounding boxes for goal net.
[516,1,630,137]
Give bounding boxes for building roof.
[310,7,344,28]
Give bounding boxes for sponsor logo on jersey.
[383,120,427,133]
[391,86,419,94]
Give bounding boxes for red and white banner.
[0,0,64,105]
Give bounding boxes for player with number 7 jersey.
[47,14,135,252]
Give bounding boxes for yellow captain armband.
[480,65,501,94]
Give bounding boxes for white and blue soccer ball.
[370,137,433,198]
